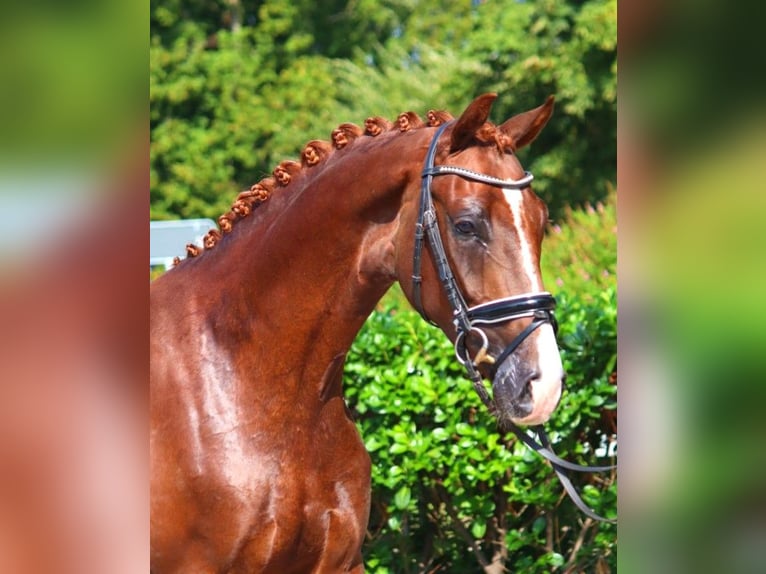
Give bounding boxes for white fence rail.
[150,219,215,270]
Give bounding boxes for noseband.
[411,122,616,523]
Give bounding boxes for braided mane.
[176,106,511,266]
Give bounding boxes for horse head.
[395,93,564,427]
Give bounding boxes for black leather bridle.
[411,121,616,523]
[412,122,558,379]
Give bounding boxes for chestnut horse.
[151,94,565,573]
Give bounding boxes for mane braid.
[364,117,391,136]
[176,106,454,264]
[302,140,333,166]
[396,112,424,132]
[331,124,363,149]
[274,161,301,187]
[426,110,454,126]
[476,122,512,153]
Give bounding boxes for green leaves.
[393,485,411,511]
[470,519,487,539]
[345,283,617,572]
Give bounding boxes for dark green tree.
[151,0,615,222]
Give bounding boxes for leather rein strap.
[411,121,616,523]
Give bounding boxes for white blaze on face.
[503,188,564,425]
[502,188,543,291]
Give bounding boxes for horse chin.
[491,361,562,427]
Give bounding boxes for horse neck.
[200,130,426,394]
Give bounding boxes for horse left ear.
[450,93,498,152]
[499,95,555,150]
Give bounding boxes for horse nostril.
[524,380,533,402]
[523,371,540,398]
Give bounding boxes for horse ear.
[450,93,498,152]
[499,95,555,150]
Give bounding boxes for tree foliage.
[150,0,616,221]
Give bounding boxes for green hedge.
[542,188,617,301]
[344,286,617,573]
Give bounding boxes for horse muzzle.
[491,356,563,425]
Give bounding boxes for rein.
[411,122,616,523]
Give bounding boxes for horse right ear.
[499,96,555,150]
[450,93,498,152]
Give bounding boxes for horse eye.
[455,220,477,235]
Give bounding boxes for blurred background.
[0,1,147,573]
[0,0,763,571]
[619,0,766,572]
